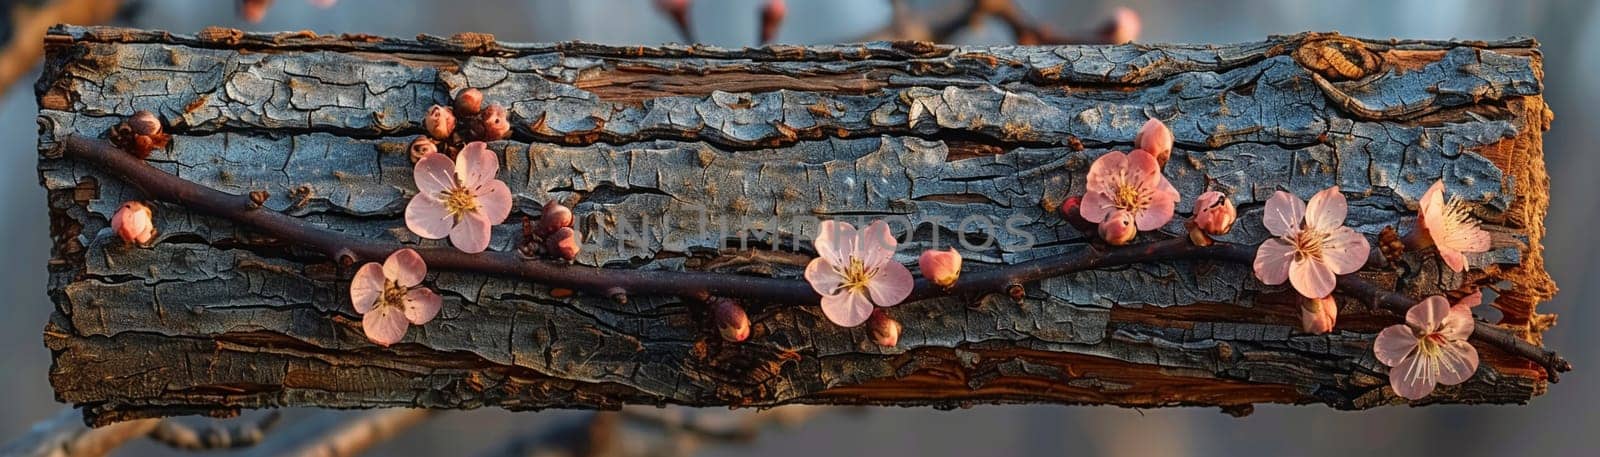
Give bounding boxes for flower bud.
[1058,195,1096,234]
[1097,209,1137,246]
[480,104,512,141]
[112,201,156,245]
[1134,118,1172,168]
[127,110,163,136]
[409,136,438,163]
[536,201,574,237]
[710,297,750,343]
[759,0,787,44]
[425,105,456,140]
[239,0,272,23]
[1097,7,1141,45]
[1300,295,1338,334]
[110,111,171,159]
[919,248,962,288]
[544,226,581,261]
[867,310,900,347]
[1191,191,1236,236]
[453,88,484,116]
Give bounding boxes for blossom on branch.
[1416,180,1491,272]
[1252,187,1370,299]
[349,249,442,346]
[112,201,156,245]
[405,142,513,253]
[804,220,914,327]
[1374,292,1482,400]
[1080,149,1179,244]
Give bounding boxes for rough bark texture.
[35,26,1556,425]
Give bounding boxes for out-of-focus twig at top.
[0,0,122,95]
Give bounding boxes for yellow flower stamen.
[1110,171,1150,213]
[837,258,876,295]
[379,280,407,310]
[1290,228,1330,262]
[442,187,479,221]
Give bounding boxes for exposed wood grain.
[35,26,1556,425]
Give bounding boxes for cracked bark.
[35,26,1558,425]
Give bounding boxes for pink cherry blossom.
[1253,187,1370,299]
[804,220,914,327]
[1080,150,1180,232]
[349,249,442,346]
[1373,292,1482,400]
[1418,180,1491,272]
[405,142,513,253]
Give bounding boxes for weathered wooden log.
[36,25,1560,425]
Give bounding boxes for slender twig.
[56,134,1570,381]
[0,0,123,95]
[145,411,282,451]
[0,408,157,457]
[272,409,434,457]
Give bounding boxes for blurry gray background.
[2,0,1596,455]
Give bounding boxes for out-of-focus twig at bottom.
[476,406,837,457]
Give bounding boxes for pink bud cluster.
[519,201,581,261]
[411,89,513,163]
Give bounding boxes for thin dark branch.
[56,134,1570,382]
[145,411,282,451]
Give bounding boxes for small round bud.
[1097,209,1137,246]
[1300,295,1338,334]
[710,297,750,343]
[867,310,900,347]
[453,88,484,116]
[1058,195,1097,235]
[544,226,582,261]
[409,136,438,163]
[1098,7,1141,45]
[536,201,574,237]
[424,105,456,140]
[239,0,272,23]
[480,104,512,141]
[112,201,156,245]
[127,111,163,136]
[1191,191,1237,236]
[1134,118,1173,168]
[759,0,787,44]
[248,190,270,208]
[918,248,962,288]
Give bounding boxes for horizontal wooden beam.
[35,25,1558,425]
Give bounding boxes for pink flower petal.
[404,288,442,325]
[1320,227,1370,275]
[820,290,873,327]
[1439,247,1469,272]
[1455,291,1484,309]
[1443,228,1491,256]
[1135,177,1179,231]
[855,220,898,268]
[413,152,456,196]
[1389,350,1437,400]
[362,305,409,346]
[865,261,914,308]
[1419,180,1445,235]
[1252,238,1294,286]
[1407,296,1452,332]
[1304,186,1347,232]
[1084,151,1129,196]
[382,248,427,288]
[1373,324,1419,367]
[1439,302,1477,342]
[1433,339,1480,386]
[455,142,500,188]
[814,220,857,267]
[449,211,494,254]
[405,194,454,240]
[1288,257,1335,299]
[804,258,845,296]
[1078,190,1114,223]
[1263,191,1305,237]
[1125,149,1161,177]
[473,179,514,226]
[349,263,385,314]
